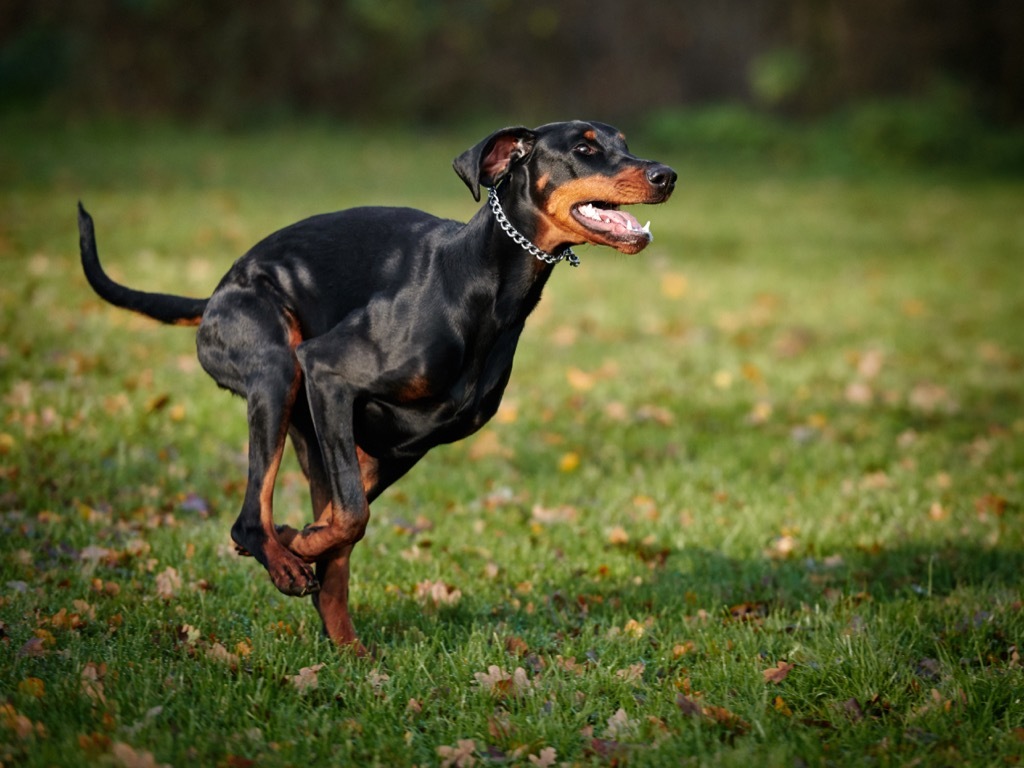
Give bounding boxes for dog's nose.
[646,164,677,191]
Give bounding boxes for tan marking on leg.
[314,545,367,653]
[258,326,318,595]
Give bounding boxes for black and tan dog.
[78,121,676,651]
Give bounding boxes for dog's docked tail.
[78,203,208,326]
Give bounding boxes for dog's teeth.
[642,221,651,234]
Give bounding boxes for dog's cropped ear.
[453,127,537,201]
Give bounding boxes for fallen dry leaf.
[17,637,47,658]
[473,665,532,699]
[17,677,45,698]
[528,746,558,767]
[111,742,171,768]
[530,504,578,525]
[660,272,688,299]
[155,567,181,600]
[205,642,240,669]
[605,707,637,739]
[437,738,477,768]
[566,367,596,391]
[763,660,795,684]
[606,525,629,545]
[81,662,107,705]
[615,662,645,683]
[288,663,326,693]
[557,451,580,472]
[676,694,750,735]
[467,429,510,460]
[414,579,462,607]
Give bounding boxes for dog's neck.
[487,187,579,268]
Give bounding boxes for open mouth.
[572,202,653,250]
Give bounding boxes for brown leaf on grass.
[975,493,1008,518]
[676,694,750,735]
[366,668,390,693]
[844,380,874,405]
[17,636,47,658]
[0,703,41,740]
[584,738,628,762]
[155,567,181,600]
[17,677,45,698]
[287,663,326,693]
[414,579,462,607]
[555,655,586,675]
[765,534,798,559]
[81,662,107,705]
[673,641,697,658]
[605,708,637,738]
[487,710,514,741]
[528,746,557,767]
[467,429,510,460]
[606,525,629,545]
[111,742,171,768]
[908,381,958,414]
[702,704,750,735]
[728,602,768,622]
[566,367,596,391]
[504,635,530,657]
[615,662,645,683]
[205,642,240,669]
[437,738,477,768]
[530,504,578,525]
[676,693,703,717]
[80,545,115,564]
[773,696,793,716]
[49,607,86,631]
[635,404,674,425]
[762,660,795,684]
[473,665,532,699]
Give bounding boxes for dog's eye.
[574,143,598,156]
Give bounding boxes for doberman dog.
[78,121,676,651]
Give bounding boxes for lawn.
[1,118,1022,767]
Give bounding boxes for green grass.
[1,118,1023,767]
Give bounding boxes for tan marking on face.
[617,132,627,141]
[583,130,597,141]
[532,167,655,252]
[535,173,550,192]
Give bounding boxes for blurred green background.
[2,0,1023,173]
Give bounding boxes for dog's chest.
[354,325,521,458]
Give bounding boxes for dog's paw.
[268,557,320,597]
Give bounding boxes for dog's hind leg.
[197,297,319,597]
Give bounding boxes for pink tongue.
[600,209,642,232]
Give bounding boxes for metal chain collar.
[487,187,579,268]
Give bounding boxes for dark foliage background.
[2,0,1021,126]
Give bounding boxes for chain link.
[488,187,579,267]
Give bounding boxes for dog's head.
[454,121,676,255]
